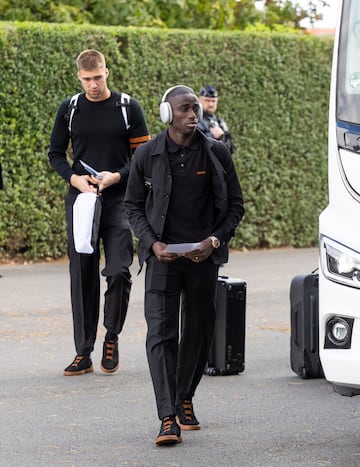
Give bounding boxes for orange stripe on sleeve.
[130,135,151,149]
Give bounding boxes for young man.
[48,49,150,376]
[125,85,244,445]
[197,85,235,154]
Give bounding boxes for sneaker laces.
[70,355,84,367]
[104,341,116,360]
[182,400,195,421]
[162,416,175,433]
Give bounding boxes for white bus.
[319,0,360,396]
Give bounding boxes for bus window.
[337,1,360,127]
[347,15,360,90]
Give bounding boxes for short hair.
[76,49,106,71]
[199,85,218,98]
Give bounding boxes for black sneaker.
[175,400,200,430]
[155,416,182,446]
[100,340,119,373]
[64,355,93,376]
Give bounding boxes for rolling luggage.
[206,275,246,376]
[290,272,324,379]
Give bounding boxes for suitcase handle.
[293,308,299,346]
[310,294,317,353]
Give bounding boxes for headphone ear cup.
[198,102,203,121]
[159,101,172,124]
[160,100,202,124]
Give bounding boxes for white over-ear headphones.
[159,85,203,124]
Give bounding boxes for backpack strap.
[66,92,130,135]
[119,92,131,131]
[67,93,81,134]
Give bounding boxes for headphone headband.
[161,85,195,103]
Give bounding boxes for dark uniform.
[197,85,235,154]
[197,113,235,154]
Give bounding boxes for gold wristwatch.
[210,236,220,248]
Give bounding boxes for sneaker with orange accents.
[63,355,93,376]
[155,416,182,446]
[175,400,200,430]
[100,340,119,373]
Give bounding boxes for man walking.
[125,85,244,445]
[48,49,150,376]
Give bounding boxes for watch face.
[211,237,220,248]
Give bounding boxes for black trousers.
[65,192,133,356]
[145,255,218,420]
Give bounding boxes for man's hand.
[209,125,225,140]
[70,174,98,193]
[70,171,121,193]
[152,237,215,264]
[92,171,121,192]
[184,237,213,263]
[152,241,179,263]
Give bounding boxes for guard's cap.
[199,85,218,98]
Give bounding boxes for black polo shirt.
[163,133,214,243]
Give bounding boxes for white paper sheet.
[165,242,201,254]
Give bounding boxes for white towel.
[73,192,102,254]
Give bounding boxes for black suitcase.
[206,276,246,376]
[290,273,324,379]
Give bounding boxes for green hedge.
[0,22,333,260]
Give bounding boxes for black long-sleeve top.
[48,91,150,196]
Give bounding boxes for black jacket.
[125,129,244,267]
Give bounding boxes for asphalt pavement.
[1,248,360,467]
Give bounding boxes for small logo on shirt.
[196,171,206,175]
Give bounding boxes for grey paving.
[0,248,359,467]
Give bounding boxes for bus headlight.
[320,236,360,288]
[325,316,353,349]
